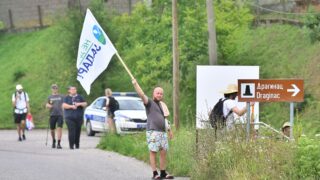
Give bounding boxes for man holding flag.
[77,9,174,178]
[132,79,174,179]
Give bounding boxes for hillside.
[223,24,320,135]
[0,27,72,128]
[0,25,129,128]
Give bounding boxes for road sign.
[238,79,304,102]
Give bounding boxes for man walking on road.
[46,84,64,149]
[132,79,174,179]
[62,86,87,149]
[12,84,31,141]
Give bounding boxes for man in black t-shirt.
[62,86,87,150]
[46,84,64,149]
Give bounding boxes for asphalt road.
[0,130,189,180]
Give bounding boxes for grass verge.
[97,128,195,177]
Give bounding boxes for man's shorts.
[146,130,169,152]
[50,115,63,130]
[14,113,27,124]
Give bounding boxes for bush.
[13,69,26,82]
[302,9,320,42]
[192,129,320,179]
[295,137,320,179]
[192,128,296,179]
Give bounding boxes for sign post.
[238,79,304,140]
[246,102,250,141]
[290,102,294,139]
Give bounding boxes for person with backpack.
[220,84,254,131]
[105,88,118,134]
[12,84,31,141]
[46,84,64,149]
[132,79,174,179]
[62,86,87,149]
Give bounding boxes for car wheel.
[86,121,95,136]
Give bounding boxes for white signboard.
[196,66,260,129]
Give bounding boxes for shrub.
[192,127,296,179]
[13,69,26,82]
[295,137,320,179]
[302,9,320,42]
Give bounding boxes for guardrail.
[255,17,304,27]
[199,119,291,141]
[253,121,291,141]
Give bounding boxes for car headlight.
[124,118,132,122]
[118,117,131,122]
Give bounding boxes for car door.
[87,97,107,132]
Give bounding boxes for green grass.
[0,27,76,128]
[190,128,320,179]
[97,126,320,179]
[97,128,195,177]
[225,24,320,136]
[97,132,149,162]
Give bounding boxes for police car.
[83,92,147,136]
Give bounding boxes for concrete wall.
[0,0,143,29]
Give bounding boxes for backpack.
[13,91,27,107]
[209,98,231,129]
[13,91,27,102]
[108,96,119,114]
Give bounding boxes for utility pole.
[172,0,180,129]
[206,0,218,65]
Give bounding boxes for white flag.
[76,9,117,94]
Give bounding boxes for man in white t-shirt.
[12,84,31,141]
[222,84,254,130]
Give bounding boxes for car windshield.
[118,99,145,110]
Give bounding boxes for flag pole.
[115,52,135,79]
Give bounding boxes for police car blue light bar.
[112,92,138,97]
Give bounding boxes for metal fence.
[250,0,320,26]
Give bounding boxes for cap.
[16,84,23,90]
[220,84,238,94]
[282,122,291,129]
[51,84,58,89]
